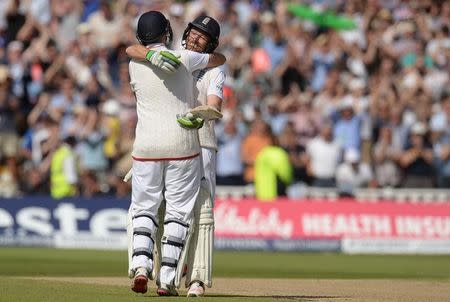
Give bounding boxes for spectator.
[430,96,450,187]
[278,121,309,184]
[50,135,78,199]
[306,121,341,187]
[241,119,272,183]
[373,126,401,187]
[254,136,293,201]
[333,98,362,152]
[336,148,374,197]
[216,117,245,186]
[399,122,435,187]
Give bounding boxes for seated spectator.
[399,122,435,187]
[336,149,374,197]
[306,121,341,187]
[216,117,245,186]
[373,126,401,187]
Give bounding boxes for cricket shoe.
[157,283,179,296]
[131,267,148,294]
[187,281,205,297]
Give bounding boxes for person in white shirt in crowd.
[126,11,225,297]
[306,120,341,187]
[336,148,374,197]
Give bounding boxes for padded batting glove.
[146,49,181,74]
[176,112,204,130]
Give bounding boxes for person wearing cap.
[126,13,226,297]
[399,122,435,187]
[335,148,374,197]
[126,11,225,297]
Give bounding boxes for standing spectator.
[333,98,362,152]
[216,117,245,186]
[87,0,123,49]
[279,121,309,184]
[254,136,293,201]
[399,122,435,187]
[430,96,450,187]
[241,119,272,183]
[336,148,374,197]
[306,121,341,187]
[310,34,335,92]
[50,135,78,199]
[261,15,286,72]
[373,126,401,187]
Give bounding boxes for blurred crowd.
[0,0,449,198]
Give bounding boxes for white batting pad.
[185,181,214,287]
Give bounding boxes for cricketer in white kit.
[126,15,225,297]
[127,11,225,296]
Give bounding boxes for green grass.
[0,277,295,302]
[1,248,450,302]
[1,248,450,279]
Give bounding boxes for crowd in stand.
[0,0,449,198]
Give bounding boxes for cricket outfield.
[1,248,449,302]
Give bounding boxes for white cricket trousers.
[130,156,201,285]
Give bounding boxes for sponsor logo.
[214,203,294,238]
[0,203,127,237]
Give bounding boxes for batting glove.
[176,112,204,130]
[146,50,181,74]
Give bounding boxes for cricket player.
[126,15,225,297]
[127,11,225,296]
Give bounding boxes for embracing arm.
[206,52,226,68]
[125,44,181,73]
[125,44,148,61]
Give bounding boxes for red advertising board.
[214,199,450,240]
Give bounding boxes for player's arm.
[178,69,225,129]
[125,44,181,73]
[206,68,225,111]
[186,51,226,72]
[206,52,226,68]
[126,44,148,61]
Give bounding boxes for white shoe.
[187,281,205,297]
[157,283,179,296]
[131,267,148,294]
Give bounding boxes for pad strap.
[134,214,158,228]
[164,218,189,228]
[133,227,155,244]
[162,235,184,248]
[133,248,153,259]
[161,257,178,268]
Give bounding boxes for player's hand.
[146,50,181,74]
[176,112,204,130]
